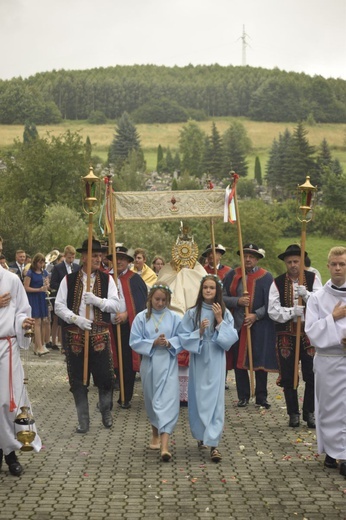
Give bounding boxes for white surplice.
[305,280,346,459]
[0,266,42,455]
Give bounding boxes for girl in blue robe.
[178,274,238,463]
[130,284,181,462]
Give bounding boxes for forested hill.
[0,64,345,125]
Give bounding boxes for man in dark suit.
[50,245,80,291]
[50,245,80,350]
[8,250,26,281]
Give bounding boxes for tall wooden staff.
[81,166,100,385]
[293,176,317,389]
[226,172,254,396]
[104,171,126,406]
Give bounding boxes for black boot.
[99,388,113,428]
[0,449,3,470]
[303,411,315,428]
[72,387,90,433]
[284,388,300,427]
[5,451,23,476]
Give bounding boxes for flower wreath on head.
[201,274,223,288]
[151,284,173,295]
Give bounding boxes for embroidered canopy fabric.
[113,190,225,221]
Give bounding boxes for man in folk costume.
[223,243,277,409]
[268,244,322,428]
[55,239,120,433]
[305,246,346,477]
[201,243,231,281]
[0,265,42,476]
[107,246,147,409]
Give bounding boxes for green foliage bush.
[132,98,189,124]
[88,110,107,124]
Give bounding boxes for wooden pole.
[105,174,126,406]
[83,212,94,385]
[232,175,255,397]
[293,220,307,389]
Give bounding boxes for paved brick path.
[0,350,345,519]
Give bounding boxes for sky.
[1,0,345,81]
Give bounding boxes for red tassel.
[8,337,17,412]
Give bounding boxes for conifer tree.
[156,144,164,173]
[165,147,175,173]
[222,121,251,177]
[254,156,262,185]
[290,122,317,189]
[85,136,92,163]
[108,112,141,171]
[203,122,223,178]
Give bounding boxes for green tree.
[175,170,202,190]
[203,122,223,179]
[216,199,286,276]
[237,178,256,199]
[31,204,87,253]
[23,121,39,144]
[165,147,175,173]
[88,110,107,124]
[113,149,146,192]
[85,136,92,163]
[289,122,317,190]
[321,170,346,211]
[266,127,315,197]
[254,156,262,185]
[331,158,343,176]
[173,151,181,172]
[108,112,142,171]
[178,121,206,177]
[222,121,251,177]
[0,130,89,223]
[131,97,189,123]
[156,145,164,173]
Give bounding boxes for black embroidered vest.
[66,270,110,324]
[274,270,315,334]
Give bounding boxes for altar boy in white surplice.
[305,246,346,478]
[0,265,42,476]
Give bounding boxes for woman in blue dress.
[178,274,238,463]
[24,253,50,356]
[130,284,181,462]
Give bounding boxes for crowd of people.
[0,232,345,480]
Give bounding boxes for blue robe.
[130,308,182,434]
[178,303,238,446]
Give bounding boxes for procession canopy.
[113,190,225,221]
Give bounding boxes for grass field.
[0,118,345,173]
[277,235,345,283]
